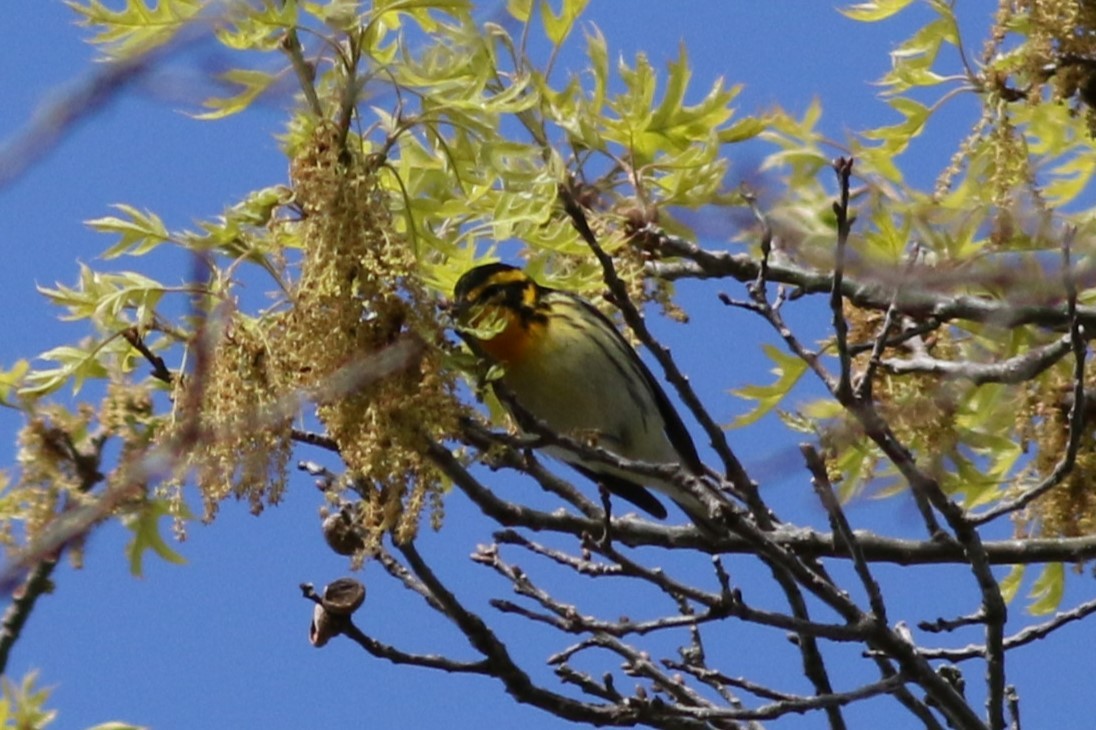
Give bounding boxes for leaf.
[67,0,204,60]
[729,345,810,428]
[122,499,188,577]
[585,25,608,109]
[507,0,533,22]
[192,68,280,120]
[21,344,112,397]
[1045,153,1096,206]
[648,42,691,133]
[89,204,171,258]
[1028,562,1064,615]
[1,671,58,729]
[38,264,166,325]
[717,116,765,144]
[361,0,471,38]
[0,361,30,408]
[861,98,930,147]
[999,564,1024,604]
[540,0,589,45]
[839,0,916,22]
[836,442,879,502]
[217,0,297,50]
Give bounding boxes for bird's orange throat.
[473,307,544,365]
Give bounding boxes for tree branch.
[879,335,1072,385]
[649,235,1096,331]
[917,592,1096,661]
[0,557,59,674]
[395,541,648,726]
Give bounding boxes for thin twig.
[1006,686,1021,730]
[429,446,1096,565]
[672,674,907,724]
[122,326,174,384]
[831,157,855,403]
[920,610,986,634]
[918,593,1096,661]
[0,33,201,190]
[848,317,944,356]
[856,302,901,402]
[300,583,490,673]
[801,444,887,621]
[661,660,797,703]
[394,541,648,725]
[280,26,324,118]
[0,558,58,673]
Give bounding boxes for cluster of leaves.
[738,0,1096,584]
[4,0,762,579]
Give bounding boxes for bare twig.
[880,335,1072,385]
[831,157,856,403]
[279,26,324,118]
[856,303,901,402]
[920,610,986,634]
[394,541,664,726]
[918,593,1096,661]
[425,445,1096,565]
[801,444,887,621]
[0,558,59,673]
[672,674,907,724]
[459,418,602,519]
[494,529,623,577]
[661,660,796,703]
[742,186,774,296]
[292,429,339,451]
[1007,686,1021,730]
[300,583,490,673]
[374,549,448,614]
[122,326,174,384]
[848,317,944,356]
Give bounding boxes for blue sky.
[2,3,1094,729]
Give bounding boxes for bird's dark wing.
[560,293,703,475]
[573,464,668,519]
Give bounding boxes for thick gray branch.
[650,237,1096,330]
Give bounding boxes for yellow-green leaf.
[89,204,171,258]
[840,0,916,22]
[718,116,765,144]
[507,0,533,22]
[999,564,1024,604]
[729,344,810,428]
[122,499,188,577]
[192,69,279,120]
[540,0,589,45]
[67,0,204,60]
[0,361,30,407]
[1028,562,1064,615]
[21,344,111,397]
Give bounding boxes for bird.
[452,262,713,526]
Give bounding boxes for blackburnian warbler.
[453,262,711,525]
